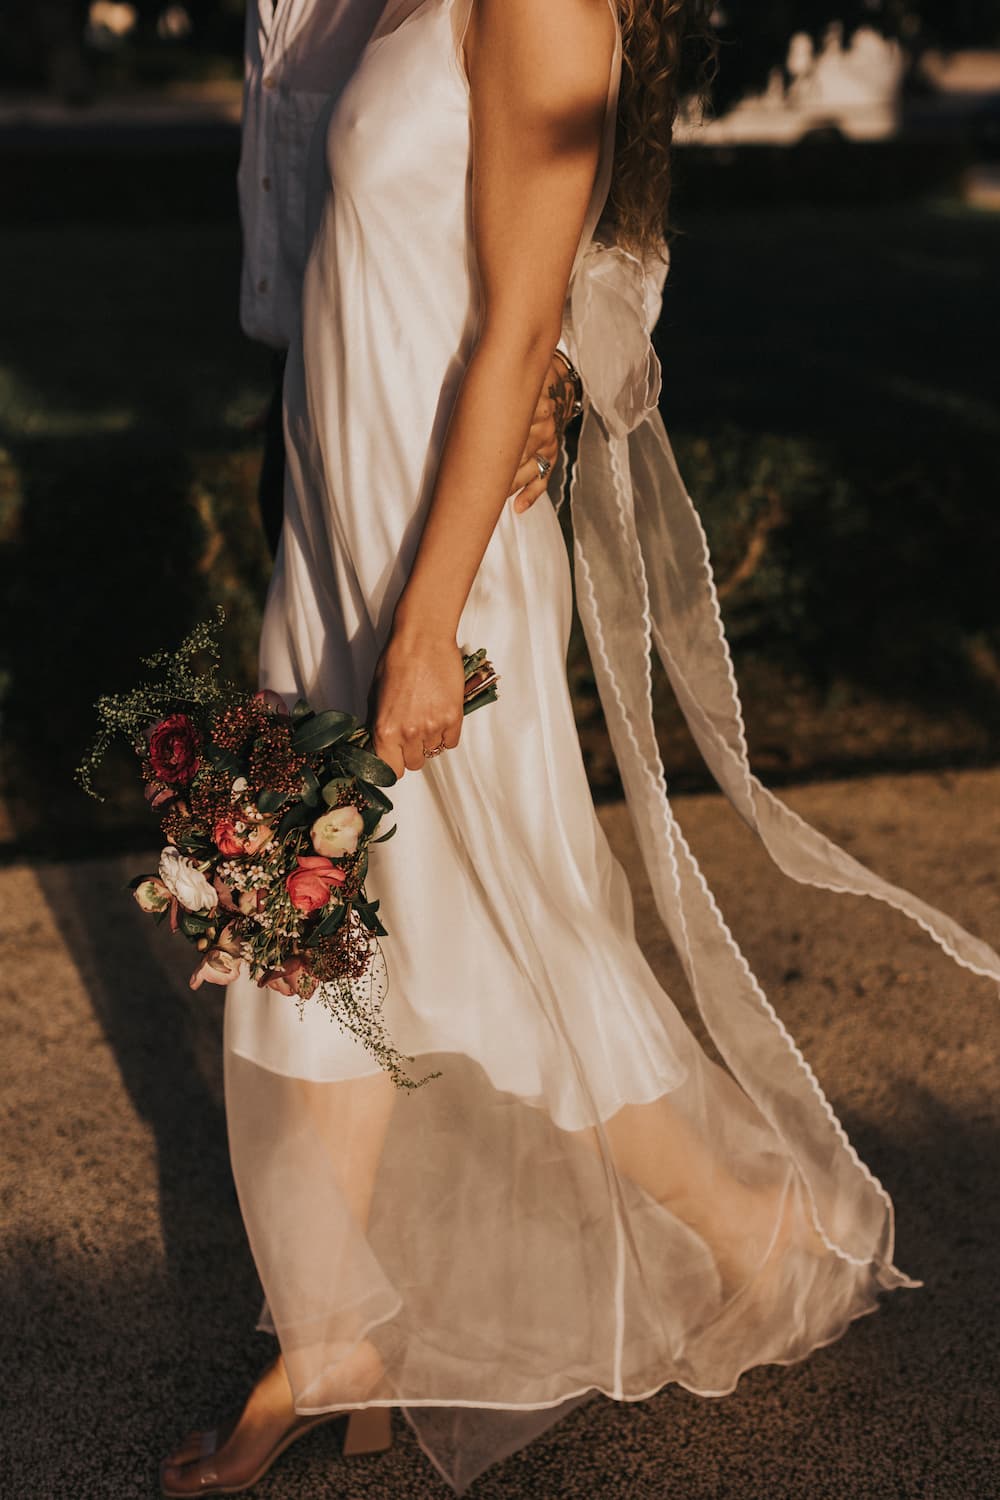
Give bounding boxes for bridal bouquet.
[76,611,499,1086]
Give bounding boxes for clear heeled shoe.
[159,1403,392,1497]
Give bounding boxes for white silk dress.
[222,1,1000,1491]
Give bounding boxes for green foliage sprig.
[75,607,247,801]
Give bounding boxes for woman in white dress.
[161,1,1000,1494]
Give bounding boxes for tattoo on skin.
[547,375,572,446]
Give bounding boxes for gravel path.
[2,767,998,1500]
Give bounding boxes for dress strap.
[561,237,1000,1269]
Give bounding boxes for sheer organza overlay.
[222,1,1000,1492]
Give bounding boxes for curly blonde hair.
[610,0,717,257]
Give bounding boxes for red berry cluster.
[211,700,270,754]
[189,764,247,828]
[311,917,375,985]
[248,720,306,796]
[160,804,204,848]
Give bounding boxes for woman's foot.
[161,1356,296,1496]
[713,1174,828,1300]
[160,1343,386,1496]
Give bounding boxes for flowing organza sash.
[560,239,1000,1269]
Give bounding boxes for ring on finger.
[534,452,552,481]
[422,736,447,758]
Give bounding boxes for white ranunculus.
[311,804,365,858]
[159,846,219,914]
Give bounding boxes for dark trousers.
[258,352,287,559]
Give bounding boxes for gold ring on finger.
[422,736,447,758]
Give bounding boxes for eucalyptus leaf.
[176,827,212,857]
[320,776,355,807]
[361,804,384,837]
[180,912,212,938]
[361,781,394,812]
[371,823,397,845]
[463,684,498,716]
[333,740,398,787]
[202,744,242,775]
[355,899,387,937]
[257,787,289,815]
[299,765,322,807]
[292,710,359,755]
[310,902,347,941]
[277,801,312,838]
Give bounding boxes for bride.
[161,1,1000,1495]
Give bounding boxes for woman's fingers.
[374,709,463,775]
[371,729,406,779]
[512,478,547,514]
[511,444,557,492]
[518,409,555,466]
[368,635,465,773]
[507,355,571,515]
[510,430,559,512]
[398,718,462,772]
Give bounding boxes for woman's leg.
[575,1095,813,1292]
[161,1073,396,1493]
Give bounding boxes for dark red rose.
[148,713,201,786]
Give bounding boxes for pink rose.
[213,874,240,911]
[254,689,290,717]
[213,816,274,857]
[188,925,243,990]
[189,947,243,990]
[310,804,365,858]
[147,713,201,786]
[285,854,347,914]
[261,957,319,1000]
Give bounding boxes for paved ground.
[2,767,998,1500]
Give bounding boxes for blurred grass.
[1,195,999,854]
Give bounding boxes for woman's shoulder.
[464,0,617,111]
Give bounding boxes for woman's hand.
[368,627,465,778]
[509,353,576,514]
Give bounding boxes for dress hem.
[279,1264,920,1418]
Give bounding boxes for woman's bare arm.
[370,0,614,775]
